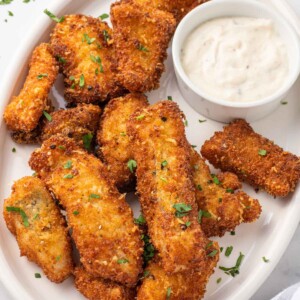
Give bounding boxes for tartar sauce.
[181,17,289,102]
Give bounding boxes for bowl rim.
[172,0,300,108]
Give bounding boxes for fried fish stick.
[201,119,300,197]
[137,243,219,300]
[50,15,125,104]
[41,104,101,148]
[3,176,73,283]
[74,267,135,300]
[127,101,208,274]
[97,93,148,191]
[29,135,143,286]
[111,2,176,92]
[4,43,58,132]
[191,149,261,237]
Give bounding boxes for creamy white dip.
[181,17,289,102]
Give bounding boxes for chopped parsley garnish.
[230,231,235,236]
[99,13,109,20]
[89,193,100,199]
[173,203,192,218]
[167,96,173,101]
[103,30,110,42]
[34,273,41,278]
[58,145,65,150]
[161,160,168,168]
[136,114,145,120]
[220,247,223,252]
[56,55,66,64]
[226,188,234,194]
[117,258,129,264]
[225,246,233,257]
[184,119,188,127]
[12,147,16,153]
[208,249,218,257]
[44,9,64,23]
[211,174,220,185]
[137,44,149,52]
[258,149,267,156]
[8,11,13,16]
[23,0,30,3]
[63,160,72,169]
[281,100,288,105]
[160,176,167,182]
[32,172,37,177]
[0,0,13,5]
[37,73,48,80]
[82,133,93,150]
[142,270,151,279]
[185,221,191,227]
[83,33,95,44]
[6,207,29,227]
[142,234,155,263]
[33,213,39,220]
[166,287,172,299]
[198,210,211,224]
[134,214,146,225]
[199,119,207,123]
[127,159,137,173]
[191,145,197,148]
[69,75,75,81]
[73,211,79,215]
[262,256,270,263]
[120,132,126,136]
[205,241,213,249]
[79,74,85,88]
[43,111,52,122]
[196,184,202,191]
[219,252,245,277]
[63,174,73,179]
[56,255,61,261]
[217,277,222,284]
[90,55,104,73]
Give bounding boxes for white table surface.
[0,1,299,300]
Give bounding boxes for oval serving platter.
[0,0,300,299]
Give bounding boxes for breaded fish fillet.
[191,149,261,237]
[50,15,125,104]
[201,119,300,197]
[111,2,176,92]
[124,0,210,23]
[74,266,135,300]
[97,93,148,191]
[137,243,219,300]
[3,176,73,283]
[41,104,101,148]
[4,43,58,132]
[127,101,208,274]
[29,135,143,286]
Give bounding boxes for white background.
[0,1,300,299]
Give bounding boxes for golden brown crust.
[3,176,73,283]
[50,15,125,104]
[29,135,143,286]
[97,93,148,192]
[41,104,101,146]
[191,149,261,237]
[111,2,176,92]
[201,119,300,197]
[127,100,208,274]
[137,243,219,300]
[4,43,58,132]
[74,267,136,300]
[216,172,242,191]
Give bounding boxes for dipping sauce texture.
[181,17,289,103]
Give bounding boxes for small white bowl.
[172,0,300,123]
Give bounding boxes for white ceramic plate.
[0,1,300,299]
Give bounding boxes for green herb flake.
[258,149,267,156]
[103,30,110,42]
[205,241,213,249]
[281,100,288,105]
[225,246,233,257]
[226,188,234,194]
[83,33,96,45]
[117,258,129,264]
[82,133,93,150]
[198,210,211,224]
[220,247,223,252]
[6,206,29,227]
[219,252,245,277]
[211,174,220,185]
[90,54,104,73]
[167,96,173,101]
[37,73,48,80]
[137,44,149,52]
[134,214,146,225]
[184,119,188,127]
[99,13,109,20]
[58,145,65,150]
[166,287,172,299]
[143,270,151,278]
[160,176,167,182]
[161,160,168,168]
[127,159,137,173]
[89,193,100,199]
[79,74,85,88]
[56,55,66,64]
[56,255,61,261]
[217,277,222,284]
[208,249,218,257]
[33,213,39,220]
[191,145,197,148]
[262,256,270,263]
[136,114,145,120]
[23,0,30,3]
[173,203,192,218]
[73,210,79,216]
[8,10,13,16]
[199,119,207,123]
[185,221,191,227]
[69,75,75,81]
[0,0,13,5]
[230,231,236,236]
[63,174,73,179]
[142,234,155,263]
[120,132,126,136]
[63,160,72,169]
[44,9,64,23]
[196,184,202,191]
[43,111,52,122]
[32,172,37,177]
[34,273,41,278]
[12,147,16,153]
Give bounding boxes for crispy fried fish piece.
[201,119,300,197]
[4,43,58,132]
[127,101,208,274]
[41,104,101,148]
[191,149,261,237]
[137,243,219,300]
[29,135,143,286]
[111,2,176,92]
[3,176,73,283]
[216,172,242,191]
[50,15,125,104]
[74,266,135,300]
[124,0,210,23]
[97,93,148,191]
